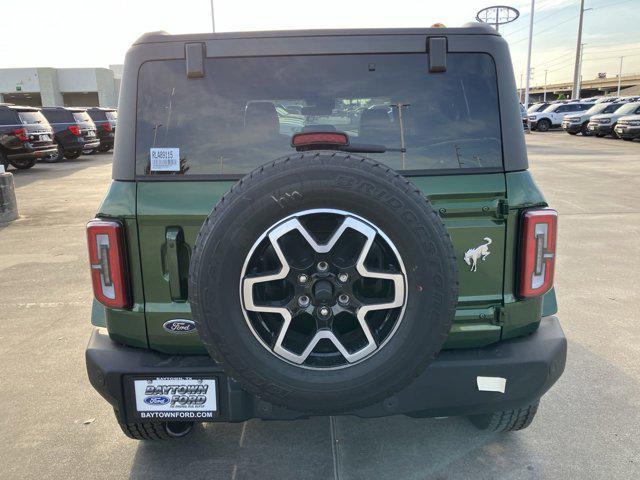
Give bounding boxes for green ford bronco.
[85,24,566,440]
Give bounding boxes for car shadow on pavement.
[126,414,519,480]
[125,340,640,480]
[7,153,112,189]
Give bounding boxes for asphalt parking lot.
[1,132,639,479]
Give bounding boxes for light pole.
[617,56,624,96]
[524,0,535,108]
[520,73,524,103]
[210,0,215,33]
[571,1,592,99]
[543,69,548,102]
[576,43,586,99]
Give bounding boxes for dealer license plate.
[40,134,51,141]
[134,377,217,420]
[589,125,596,130]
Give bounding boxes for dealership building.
[0,66,122,108]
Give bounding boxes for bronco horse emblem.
[464,237,492,272]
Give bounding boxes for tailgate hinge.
[498,199,510,218]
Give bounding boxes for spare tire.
[189,152,458,413]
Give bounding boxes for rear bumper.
[60,138,100,152]
[86,316,567,423]
[6,144,58,160]
[98,132,115,145]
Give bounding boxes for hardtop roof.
[133,24,498,45]
[0,105,41,112]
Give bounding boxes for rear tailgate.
[136,173,507,353]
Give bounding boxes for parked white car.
[561,102,627,136]
[588,102,640,137]
[614,114,640,141]
[529,102,594,132]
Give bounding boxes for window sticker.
[150,147,180,172]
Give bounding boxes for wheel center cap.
[313,279,333,304]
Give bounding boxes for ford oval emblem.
[144,396,170,405]
[162,319,197,334]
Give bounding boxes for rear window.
[135,53,503,176]
[0,109,19,125]
[88,110,108,121]
[18,111,48,126]
[42,109,73,123]
[73,111,92,123]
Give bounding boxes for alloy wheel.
[240,209,407,370]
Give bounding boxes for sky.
[0,0,638,89]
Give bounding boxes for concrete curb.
[0,171,19,224]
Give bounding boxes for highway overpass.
[519,73,640,102]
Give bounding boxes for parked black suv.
[0,105,57,170]
[86,107,117,153]
[40,107,100,162]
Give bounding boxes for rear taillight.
[87,219,130,309]
[102,122,112,132]
[68,125,81,136]
[12,128,28,141]
[519,208,558,298]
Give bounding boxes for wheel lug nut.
[317,261,329,272]
[318,306,330,317]
[298,274,308,284]
[298,295,310,308]
[338,273,349,283]
[338,294,350,306]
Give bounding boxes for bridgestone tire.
[581,123,591,136]
[468,402,539,432]
[118,420,171,440]
[189,152,458,413]
[98,144,112,153]
[9,158,36,170]
[117,414,194,440]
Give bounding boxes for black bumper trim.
[86,316,567,423]
[7,147,58,160]
[562,123,582,133]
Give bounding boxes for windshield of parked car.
[543,103,568,113]
[614,102,640,115]
[586,103,616,115]
[527,103,546,113]
[604,103,626,113]
[105,110,117,121]
[18,111,48,126]
[135,53,503,176]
